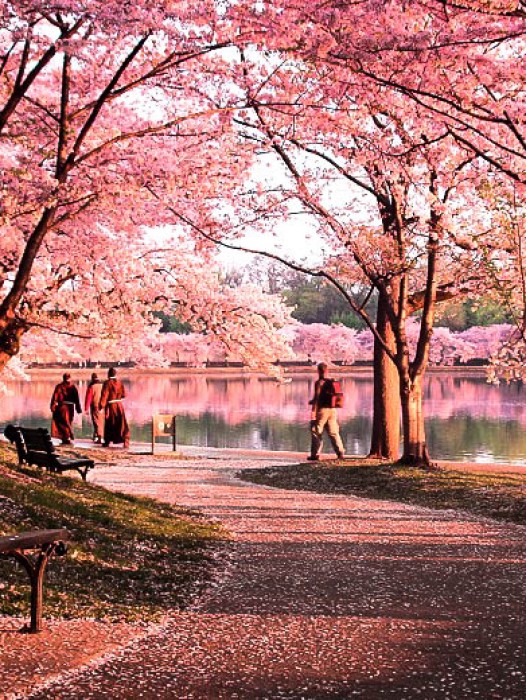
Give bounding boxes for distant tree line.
[216,262,513,332]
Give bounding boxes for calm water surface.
[3,371,526,464]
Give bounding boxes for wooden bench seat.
[4,424,94,481]
[0,529,68,633]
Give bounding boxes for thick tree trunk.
[0,351,13,373]
[399,375,430,466]
[0,318,24,371]
[0,206,56,374]
[369,298,400,460]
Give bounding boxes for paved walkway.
[6,454,526,699]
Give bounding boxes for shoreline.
[28,438,526,475]
[25,365,489,379]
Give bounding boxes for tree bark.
[399,374,430,466]
[369,297,400,460]
[0,207,55,374]
[0,318,25,371]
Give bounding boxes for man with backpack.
[308,362,345,461]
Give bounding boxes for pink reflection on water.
[3,371,526,461]
[1,371,525,425]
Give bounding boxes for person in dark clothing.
[308,362,345,461]
[99,367,130,448]
[84,372,104,443]
[50,373,82,445]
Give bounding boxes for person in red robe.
[99,367,130,448]
[50,373,82,445]
[84,372,104,443]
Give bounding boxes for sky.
[217,216,327,270]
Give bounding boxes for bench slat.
[0,529,68,553]
[23,429,56,454]
[50,457,94,468]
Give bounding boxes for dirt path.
[6,454,521,699]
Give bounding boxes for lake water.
[2,370,526,464]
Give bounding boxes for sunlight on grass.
[0,444,225,622]
[241,460,526,526]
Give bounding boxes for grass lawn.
[0,443,225,622]
[240,459,526,526]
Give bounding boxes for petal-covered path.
[15,456,526,698]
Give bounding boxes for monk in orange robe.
[50,373,82,445]
[99,367,130,448]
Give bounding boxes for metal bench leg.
[9,544,55,633]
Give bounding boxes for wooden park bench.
[0,529,68,633]
[4,424,94,481]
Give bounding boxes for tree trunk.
[0,351,13,373]
[0,318,24,372]
[399,375,430,466]
[369,297,400,460]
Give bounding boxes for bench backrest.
[20,427,56,455]
[3,424,27,462]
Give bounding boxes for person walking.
[99,367,130,448]
[308,362,345,461]
[84,372,104,443]
[50,373,82,445]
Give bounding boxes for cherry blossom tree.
[241,0,525,183]
[190,43,500,463]
[14,250,295,376]
[292,323,360,365]
[262,0,526,380]
[467,180,526,380]
[349,1,526,186]
[0,1,271,371]
[182,0,526,465]
[3,0,524,466]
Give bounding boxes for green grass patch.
[240,459,526,525]
[0,444,225,622]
